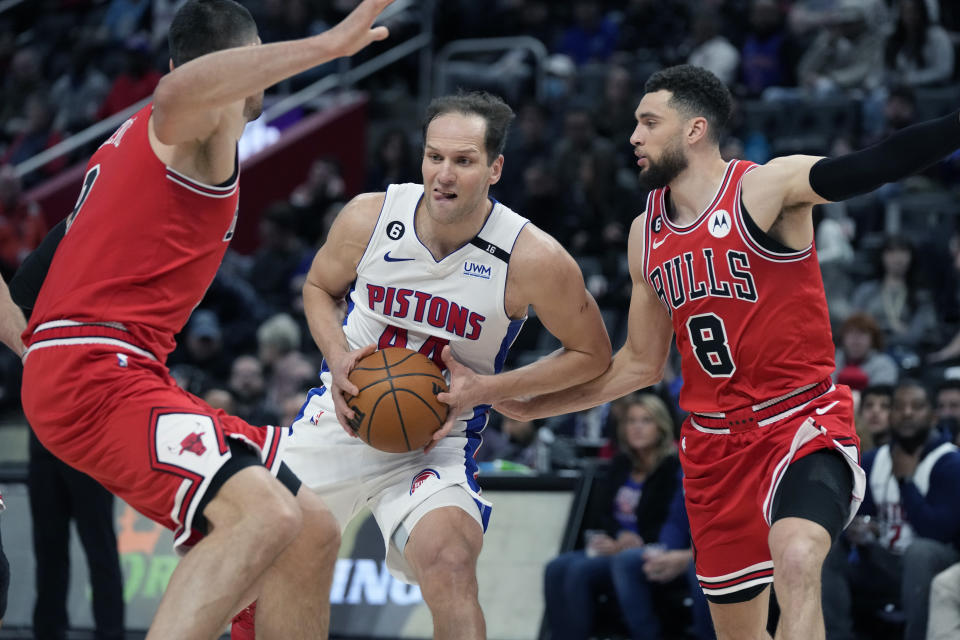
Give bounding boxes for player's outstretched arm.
[0,277,25,357]
[744,110,960,231]
[495,214,674,421]
[302,193,383,433]
[153,0,394,145]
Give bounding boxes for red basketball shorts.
[679,380,864,599]
[22,342,286,553]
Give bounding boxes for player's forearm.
[302,282,351,364]
[154,36,342,117]
[480,345,611,406]
[509,343,663,419]
[0,284,26,356]
[809,110,960,202]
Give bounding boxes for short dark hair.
[168,0,257,67]
[937,378,960,396]
[862,384,894,402]
[422,91,515,165]
[643,64,733,142]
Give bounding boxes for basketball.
[345,347,449,453]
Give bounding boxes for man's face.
[891,385,934,438]
[860,393,892,436]
[629,90,690,190]
[936,388,960,421]
[421,113,502,224]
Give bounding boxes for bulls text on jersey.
[648,248,758,315]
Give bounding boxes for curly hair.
[644,64,733,142]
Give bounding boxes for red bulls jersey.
[25,104,239,361]
[641,160,835,413]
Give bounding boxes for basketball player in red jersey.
[18,1,394,638]
[498,64,960,639]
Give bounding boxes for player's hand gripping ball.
[345,347,449,452]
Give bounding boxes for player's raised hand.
[329,343,377,437]
[323,0,395,59]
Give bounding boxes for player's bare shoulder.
[627,210,650,278]
[333,191,386,239]
[505,223,583,316]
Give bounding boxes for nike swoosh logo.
[384,251,415,262]
[815,401,839,415]
[652,234,672,249]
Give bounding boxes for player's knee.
[772,532,827,586]
[415,539,478,592]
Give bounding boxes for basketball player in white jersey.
[276,91,612,639]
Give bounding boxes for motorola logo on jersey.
[648,248,758,314]
[366,284,486,340]
[708,209,731,238]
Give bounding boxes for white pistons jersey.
[286,184,528,581]
[333,183,529,429]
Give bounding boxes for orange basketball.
[345,347,449,453]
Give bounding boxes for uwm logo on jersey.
[366,284,486,340]
[648,248,758,316]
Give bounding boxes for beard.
[637,140,688,190]
[891,426,931,454]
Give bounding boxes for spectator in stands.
[883,0,954,88]
[0,48,46,138]
[551,107,622,253]
[170,308,232,389]
[2,94,66,185]
[249,202,310,314]
[935,379,960,444]
[0,164,46,278]
[617,0,690,66]
[497,101,553,205]
[291,155,347,245]
[266,350,314,417]
[930,232,960,365]
[821,380,960,640]
[48,47,111,133]
[851,235,939,358]
[590,66,637,152]
[555,0,619,65]
[796,0,886,95]
[928,562,960,640]
[543,392,708,640]
[834,313,900,391]
[475,415,539,469]
[363,129,417,194]
[95,38,162,120]
[740,0,800,97]
[858,384,894,450]
[686,9,740,87]
[229,354,278,427]
[101,0,151,43]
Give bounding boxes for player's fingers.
[355,343,377,360]
[436,391,451,405]
[440,345,456,367]
[368,25,389,42]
